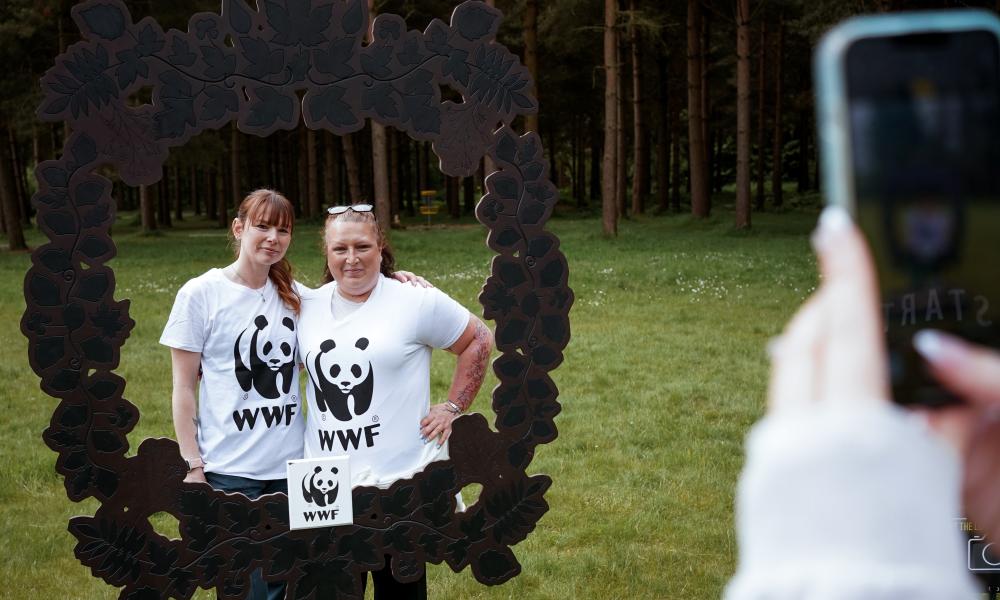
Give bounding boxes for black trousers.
[362,560,427,600]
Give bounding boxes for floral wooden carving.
[22,1,572,599]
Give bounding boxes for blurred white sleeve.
[726,403,979,600]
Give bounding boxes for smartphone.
[815,11,1000,407]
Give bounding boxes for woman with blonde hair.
[298,203,494,598]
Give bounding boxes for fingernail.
[811,206,851,252]
[913,330,963,364]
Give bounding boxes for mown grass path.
[0,208,818,599]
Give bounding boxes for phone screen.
[846,31,1000,405]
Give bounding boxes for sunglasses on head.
[327,204,373,215]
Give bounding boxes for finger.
[963,418,1000,542]
[914,330,1000,408]
[919,406,976,456]
[811,206,889,406]
[426,422,444,445]
[768,291,825,412]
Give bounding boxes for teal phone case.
[814,10,1000,213]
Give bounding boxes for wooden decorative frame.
[21,1,573,598]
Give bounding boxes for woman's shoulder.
[177,268,227,295]
[298,280,335,304]
[292,279,314,295]
[378,275,453,307]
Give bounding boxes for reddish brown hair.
[320,207,395,284]
[234,189,301,314]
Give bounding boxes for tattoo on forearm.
[453,321,491,411]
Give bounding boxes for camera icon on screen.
[968,536,1000,572]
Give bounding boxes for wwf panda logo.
[234,315,296,400]
[302,465,339,507]
[306,337,374,422]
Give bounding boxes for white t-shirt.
[159,268,304,479]
[298,275,469,487]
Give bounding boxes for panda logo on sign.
[302,465,339,507]
[234,315,296,399]
[306,337,374,422]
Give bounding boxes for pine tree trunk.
[402,140,414,216]
[140,184,157,234]
[297,127,309,213]
[463,174,474,214]
[320,131,340,205]
[217,166,228,228]
[523,0,539,134]
[771,14,785,208]
[548,125,557,189]
[615,26,626,218]
[797,108,810,192]
[701,11,712,200]
[159,174,172,228]
[602,0,619,236]
[366,2,390,225]
[575,116,586,207]
[419,141,430,196]
[342,133,364,203]
[687,0,709,217]
[735,0,752,229]
[590,117,601,202]
[328,133,343,205]
[172,165,182,221]
[657,53,669,212]
[629,0,646,215]
[361,125,374,203]
[670,94,680,212]
[206,168,217,221]
[446,176,459,218]
[0,122,26,250]
[230,125,242,214]
[372,124,390,226]
[389,130,400,222]
[307,128,319,217]
[193,167,202,215]
[269,136,280,191]
[755,21,767,210]
[8,127,26,225]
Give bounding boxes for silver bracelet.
[445,400,463,414]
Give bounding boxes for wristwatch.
[185,457,205,472]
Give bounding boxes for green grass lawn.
[0,203,819,599]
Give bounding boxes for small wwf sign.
[286,456,352,530]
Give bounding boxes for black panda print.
[301,465,339,507]
[234,315,296,399]
[306,337,375,422]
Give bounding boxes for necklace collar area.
[222,265,271,301]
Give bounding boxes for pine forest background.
[3,0,1000,245]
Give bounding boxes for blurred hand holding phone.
[812,11,1000,594]
[815,11,1000,406]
